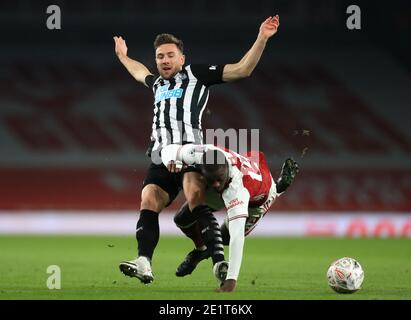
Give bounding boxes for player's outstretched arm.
[113,36,153,87]
[222,15,280,82]
[161,144,206,173]
[216,216,247,292]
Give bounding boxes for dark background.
[0,0,410,212]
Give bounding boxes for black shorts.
[142,162,201,207]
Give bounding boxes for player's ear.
[180,54,185,65]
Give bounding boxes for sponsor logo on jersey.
[155,84,184,103]
[227,198,244,210]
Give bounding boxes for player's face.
[205,166,229,193]
[155,44,185,79]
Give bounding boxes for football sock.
[197,245,207,251]
[194,205,225,265]
[275,180,287,194]
[136,209,159,261]
[220,222,231,246]
[174,203,205,249]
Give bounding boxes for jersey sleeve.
[226,216,246,281]
[144,74,156,89]
[179,144,207,165]
[161,144,182,167]
[189,64,225,86]
[222,176,250,221]
[161,143,208,167]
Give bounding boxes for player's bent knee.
[183,172,206,209]
[185,189,205,210]
[174,203,196,227]
[140,198,160,212]
[141,184,169,212]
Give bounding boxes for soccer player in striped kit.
[113,15,280,284]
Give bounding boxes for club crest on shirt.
[175,73,187,81]
[251,194,265,202]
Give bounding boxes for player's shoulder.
[187,64,222,74]
[146,74,162,88]
[185,64,225,86]
[223,175,250,202]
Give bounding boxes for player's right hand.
[113,36,128,57]
[167,160,183,173]
[258,15,280,40]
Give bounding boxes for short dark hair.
[201,149,228,180]
[154,33,184,53]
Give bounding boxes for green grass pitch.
[0,236,410,300]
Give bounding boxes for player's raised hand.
[258,15,280,40]
[113,36,128,57]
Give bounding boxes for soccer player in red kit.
[161,143,299,292]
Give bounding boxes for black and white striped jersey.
[144,64,225,158]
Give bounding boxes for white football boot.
[213,261,229,284]
[119,256,154,284]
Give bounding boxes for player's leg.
[276,158,299,193]
[175,171,208,256]
[174,202,204,249]
[220,219,230,245]
[174,171,226,277]
[240,159,300,241]
[119,163,180,284]
[119,183,169,284]
[182,172,225,266]
[183,171,207,210]
[174,202,211,276]
[137,184,169,258]
[174,202,228,282]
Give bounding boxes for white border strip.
[0,211,410,237]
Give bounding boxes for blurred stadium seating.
[0,0,410,235]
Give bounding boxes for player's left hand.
[258,15,280,40]
[215,279,237,292]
